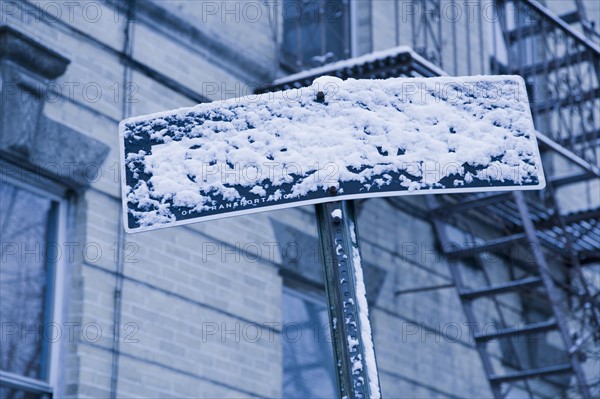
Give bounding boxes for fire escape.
[422,1,600,398]
[258,0,599,397]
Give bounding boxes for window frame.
[0,170,70,399]
[280,0,352,72]
[349,0,359,58]
[281,281,337,399]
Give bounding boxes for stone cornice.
[0,25,109,189]
[0,24,70,80]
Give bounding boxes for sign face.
[120,75,545,233]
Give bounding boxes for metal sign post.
[316,200,380,399]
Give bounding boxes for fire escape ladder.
[512,192,592,398]
[426,195,505,399]
[427,193,593,398]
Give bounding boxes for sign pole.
[315,199,381,399]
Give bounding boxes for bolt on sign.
[119,75,544,399]
[120,75,544,234]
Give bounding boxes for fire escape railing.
[495,0,600,168]
[408,0,600,168]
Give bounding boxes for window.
[0,176,66,399]
[281,0,351,70]
[282,286,337,398]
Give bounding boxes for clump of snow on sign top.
[121,75,544,229]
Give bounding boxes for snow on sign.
[120,75,545,233]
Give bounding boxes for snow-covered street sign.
[120,75,544,233]
[119,74,546,399]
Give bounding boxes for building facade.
[1,1,598,398]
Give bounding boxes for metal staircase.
[427,189,596,398]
